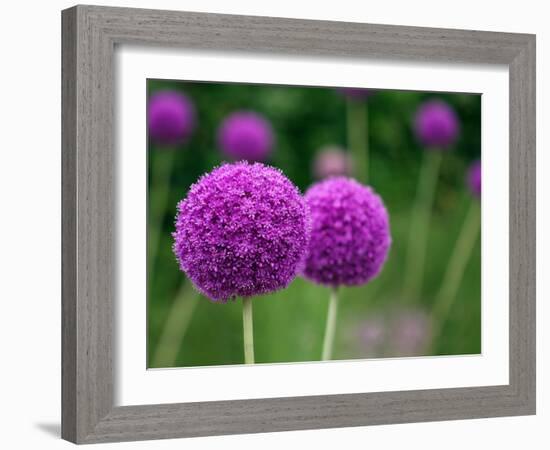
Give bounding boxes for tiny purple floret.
[302,177,391,287]
[466,159,481,198]
[148,90,196,146]
[414,99,460,149]
[173,162,310,302]
[218,111,274,162]
[313,146,352,179]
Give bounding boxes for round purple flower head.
[414,99,460,149]
[303,177,391,287]
[173,162,310,302]
[148,90,196,146]
[337,88,374,101]
[313,146,352,179]
[467,159,481,198]
[218,111,274,162]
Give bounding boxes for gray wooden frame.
[62,4,536,444]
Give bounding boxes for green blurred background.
[147,79,481,368]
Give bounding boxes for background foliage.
[147,79,481,368]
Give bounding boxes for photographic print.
[146,80,481,368]
[61,8,535,442]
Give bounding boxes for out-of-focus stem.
[148,150,175,282]
[242,297,255,364]
[322,287,340,361]
[431,201,481,345]
[402,150,443,301]
[151,281,200,367]
[347,99,369,184]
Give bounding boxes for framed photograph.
[61,5,536,444]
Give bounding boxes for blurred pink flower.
[389,309,432,357]
[354,308,432,358]
[357,318,386,355]
[313,146,352,179]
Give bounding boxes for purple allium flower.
[148,90,196,146]
[338,87,374,100]
[173,162,310,302]
[388,309,432,357]
[313,146,352,179]
[302,177,391,287]
[414,99,460,149]
[218,111,274,162]
[467,160,481,198]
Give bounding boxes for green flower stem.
[148,150,175,280]
[242,297,255,364]
[431,200,481,344]
[402,150,443,301]
[322,287,340,361]
[151,281,200,368]
[347,99,369,184]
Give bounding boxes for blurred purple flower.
[338,87,374,101]
[467,160,481,198]
[414,99,460,149]
[148,90,196,146]
[218,111,274,162]
[173,161,310,302]
[313,146,352,179]
[357,318,386,355]
[302,177,391,287]
[389,309,432,357]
